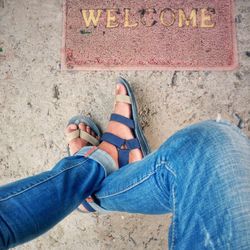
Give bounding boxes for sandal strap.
[101,132,124,148]
[66,130,80,143]
[80,130,99,146]
[101,133,141,149]
[116,94,131,104]
[110,113,135,129]
[126,138,140,149]
[118,149,130,166]
[66,129,99,146]
[101,133,141,167]
[81,200,96,212]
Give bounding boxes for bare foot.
[65,123,99,155]
[98,84,143,167]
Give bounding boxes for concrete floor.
[0,0,249,249]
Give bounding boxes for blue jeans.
[0,120,249,249]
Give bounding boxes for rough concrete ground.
[0,0,249,249]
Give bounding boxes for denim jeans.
[0,120,249,249]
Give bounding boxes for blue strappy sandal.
[66,115,102,213]
[66,115,101,156]
[71,78,151,213]
[100,77,151,167]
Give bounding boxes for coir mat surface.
[62,0,237,70]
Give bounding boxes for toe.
[65,124,78,134]
[86,126,91,134]
[116,83,127,95]
[79,123,86,131]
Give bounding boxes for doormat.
[62,0,237,70]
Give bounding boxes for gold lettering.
[106,9,119,28]
[124,8,138,28]
[82,9,102,28]
[178,9,197,27]
[140,9,156,27]
[160,8,175,27]
[200,8,215,28]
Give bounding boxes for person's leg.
[0,156,106,249]
[93,120,250,249]
[0,123,110,250]
[77,81,148,212]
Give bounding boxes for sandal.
[66,115,101,155]
[100,77,151,167]
[70,77,151,213]
[66,115,103,213]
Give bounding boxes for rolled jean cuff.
[75,146,117,177]
[74,146,116,213]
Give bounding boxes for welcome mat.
[62,0,237,70]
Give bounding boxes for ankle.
[98,142,119,167]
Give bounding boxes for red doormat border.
[61,0,238,71]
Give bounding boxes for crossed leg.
[93,120,250,250]
[0,120,249,250]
